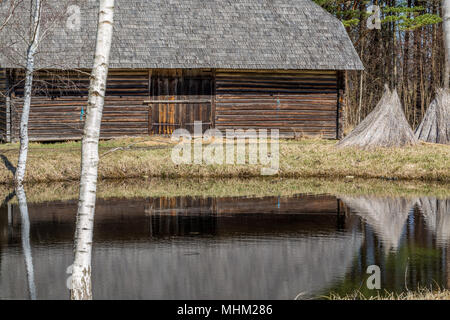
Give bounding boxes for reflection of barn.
[147,195,350,236]
[0,195,353,240]
[0,194,362,299]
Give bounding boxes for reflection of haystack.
[341,196,415,253]
[337,85,417,148]
[415,89,450,145]
[417,198,450,245]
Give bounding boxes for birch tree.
[0,1,86,184]
[71,0,115,300]
[14,0,41,186]
[444,0,450,88]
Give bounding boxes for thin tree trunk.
[70,0,115,301]
[443,0,450,88]
[15,0,41,186]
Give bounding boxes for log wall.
[10,69,150,141]
[215,70,339,138]
[337,71,345,140]
[0,69,7,142]
[5,68,343,142]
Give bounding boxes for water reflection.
[334,196,450,296]
[341,197,415,253]
[417,198,450,246]
[16,186,36,300]
[0,193,449,299]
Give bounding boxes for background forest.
[314,0,444,132]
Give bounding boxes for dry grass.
[326,287,450,300]
[1,177,449,205]
[0,137,449,185]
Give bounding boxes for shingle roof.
[0,0,364,70]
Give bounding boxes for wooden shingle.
[0,0,363,70]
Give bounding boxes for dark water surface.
[0,194,449,299]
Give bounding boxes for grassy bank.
[0,137,449,184]
[326,288,450,300]
[1,177,449,205]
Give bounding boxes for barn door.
[150,70,213,135]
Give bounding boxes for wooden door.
[149,69,213,135]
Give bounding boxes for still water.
[0,193,449,299]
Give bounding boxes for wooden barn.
[0,0,363,142]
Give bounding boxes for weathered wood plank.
[9,69,151,141]
[215,70,339,138]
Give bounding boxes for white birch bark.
[70,0,115,300]
[16,185,37,300]
[15,0,41,186]
[443,0,450,88]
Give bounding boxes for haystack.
[337,85,418,148]
[340,196,415,253]
[415,89,450,145]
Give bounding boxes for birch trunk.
[15,0,41,186]
[70,0,115,301]
[443,0,450,88]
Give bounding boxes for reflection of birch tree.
[16,185,36,300]
[70,0,115,300]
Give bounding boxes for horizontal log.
[216,89,337,94]
[22,135,147,142]
[23,128,148,135]
[144,100,212,104]
[12,98,146,103]
[217,115,336,121]
[215,120,336,126]
[216,94,337,100]
[216,110,336,116]
[216,104,337,111]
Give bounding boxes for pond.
[0,189,449,299]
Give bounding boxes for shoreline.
[1,177,449,205]
[0,137,449,185]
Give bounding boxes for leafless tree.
[14,0,42,186]
[0,0,90,183]
[70,0,115,300]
